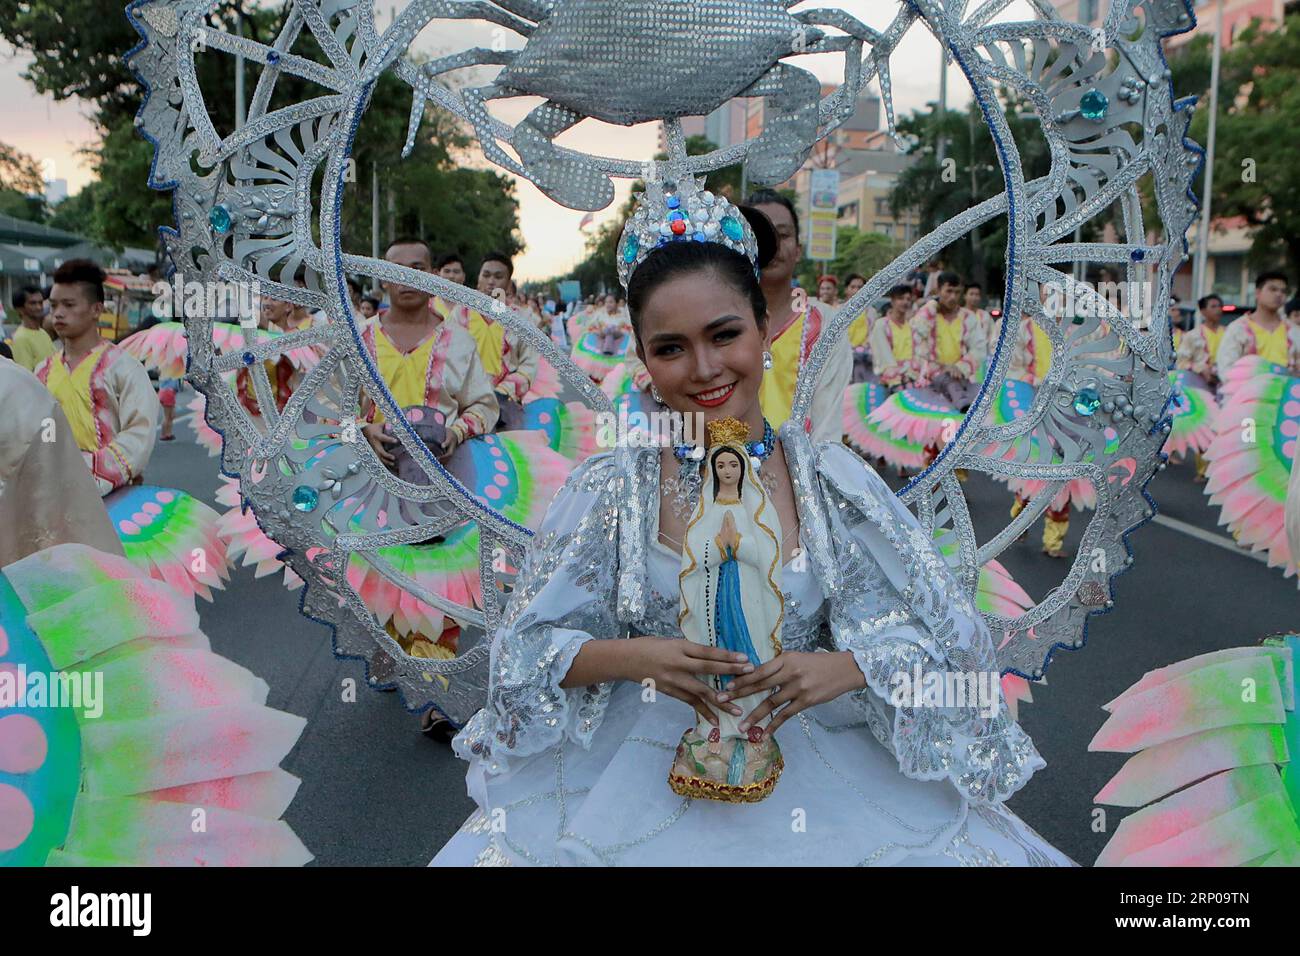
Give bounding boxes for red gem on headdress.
[670,220,687,236]
[804,417,812,434]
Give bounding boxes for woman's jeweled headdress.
[617,175,759,290]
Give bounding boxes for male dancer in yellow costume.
[746,190,851,442]
[360,238,499,718]
[33,259,159,497]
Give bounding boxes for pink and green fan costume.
[522,352,563,403]
[936,536,1037,722]
[981,378,1130,512]
[1202,357,1299,580]
[121,321,322,378]
[572,330,632,383]
[105,485,233,603]
[1165,369,1218,459]
[868,387,960,450]
[215,475,304,589]
[119,321,190,380]
[181,393,224,457]
[1091,635,1300,866]
[840,382,931,467]
[0,543,311,866]
[346,430,570,640]
[521,397,601,464]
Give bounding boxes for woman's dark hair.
[709,445,746,502]
[626,241,767,342]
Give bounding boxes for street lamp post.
[1192,0,1224,303]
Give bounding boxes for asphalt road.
[145,407,1299,867]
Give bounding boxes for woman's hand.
[624,637,753,727]
[719,651,867,735]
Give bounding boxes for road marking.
[1152,514,1269,563]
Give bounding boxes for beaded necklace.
[664,419,776,521]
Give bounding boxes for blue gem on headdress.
[656,237,668,247]
[694,231,706,242]
[720,216,744,241]
[667,211,684,222]
[1080,89,1109,121]
[267,50,281,65]
[1130,248,1145,262]
[292,485,319,512]
[666,195,681,210]
[242,351,256,365]
[1073,387,1102,416]
[209,203,232,234]
[623,235,639,263]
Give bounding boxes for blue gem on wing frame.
[617,174,760,291]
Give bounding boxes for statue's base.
[667,726,783,804]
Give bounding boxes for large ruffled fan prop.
[105,485,233,602]
[1202,357,1299,581]
[1091,636,1300,866]
[0,544,311,866]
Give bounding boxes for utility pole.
[371,161,380,262]
[936,45,949,165]
[1192,0,1224,302]
[234,9,245,130]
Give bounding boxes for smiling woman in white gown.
[431,183,1071,867]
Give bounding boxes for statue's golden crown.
[706,416,751,447]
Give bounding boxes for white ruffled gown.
[431,433,1073,866]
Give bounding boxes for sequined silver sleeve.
[452,453,623,775]
[815,442,1045,804]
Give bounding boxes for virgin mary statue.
[671,417,785,801]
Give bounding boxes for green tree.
[0,0,150,126]
[0,2,522,260]
[1175,15,1300,276]
[46,182,96,233]
[798,226,902,293]
[0,142,48,222]
[889,94,1051,291]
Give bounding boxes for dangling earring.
[650,383,663,404]
[762,350,773,370]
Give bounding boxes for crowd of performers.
[5,212,1300,749]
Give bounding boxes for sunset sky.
[0,1,988,280]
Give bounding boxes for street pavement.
[145,408,1299,867]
